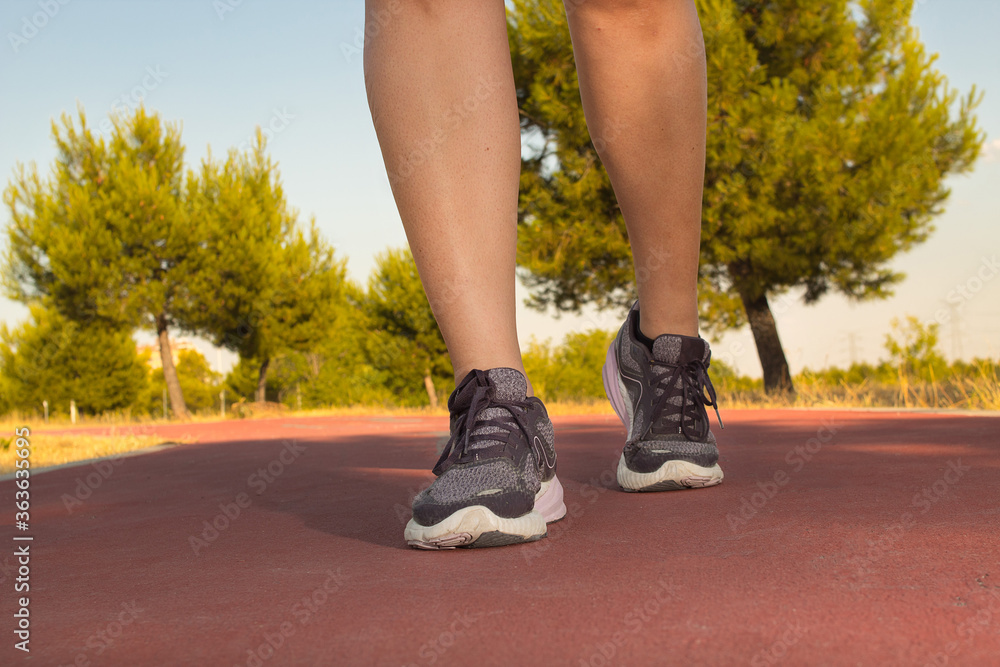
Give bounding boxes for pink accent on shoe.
[535,475,567,523]
[602,342,628,428]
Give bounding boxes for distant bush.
[138,349,222,416]
[523,330,615,403]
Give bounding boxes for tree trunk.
[157,314,191,420]
[739,291,795,394]
[307,352,320,377]
[256,357,270,403]
[423,370,438,409]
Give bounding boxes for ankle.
[636,295,699,339]
[638,314,699,341]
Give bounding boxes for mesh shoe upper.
[614,302,723,473]
[411,368,556,527]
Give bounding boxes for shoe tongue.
[484,368,528,402]
[652,334,709,365]
[451,368,528,408]
[448,368,528,454]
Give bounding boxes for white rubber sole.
[604,340,724,493]
[616,453,724,492]
[405,476,567,550]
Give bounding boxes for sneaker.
[602,301,724,492]
[404,368,567,549]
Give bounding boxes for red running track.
[3,409,1000,666]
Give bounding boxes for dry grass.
[2,369,994,474]
[0,432,180,475]
[718,367,1000,411]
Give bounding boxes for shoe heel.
[535,475,567,523]
[602,342,628,428]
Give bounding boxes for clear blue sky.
[1,0,997,377]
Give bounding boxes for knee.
[567,0,704,60]
[565,0,687,20]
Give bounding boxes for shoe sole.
[404,476,567,550]
[603,341,724,493]
[616,453,723,492]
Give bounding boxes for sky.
[1,0,998,378]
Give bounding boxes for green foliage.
[183,135,350,397]
[139,349,222,415]
[2,106,203,416]
[3,107,194,328]
[224,356,262,403]
[0,303,147,415]
[509,1,631,314]
[779,315,958,387]
[2,106,355,414]
[363,248,453,406]
[523,330,615,402]
[507,0,984,383]
[297,285,396,407]
[223,254,442,411]
[523,329,761,401]
[709,358,763,394]
[701,0,982,306]
[883,315,948,381]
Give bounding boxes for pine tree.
[139,348,222,415]
[0,303,147,415]
[364,248,452,407]
[183,135,349,402]
[508,0,983,392]
[3,107,198,416]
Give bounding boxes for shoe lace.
[648,358,724,442]
[433,370,533,474]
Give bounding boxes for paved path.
[3,410,999,666]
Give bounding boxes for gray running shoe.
[602,301,725,492]
[405,368,566,549]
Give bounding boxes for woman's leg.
[564,0,707,339]
[363,0,529,390]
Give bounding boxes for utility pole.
[845,332,860,367]
[948,304,964,361]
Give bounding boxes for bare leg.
[363,0,531,390]
[565,0,707,338]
